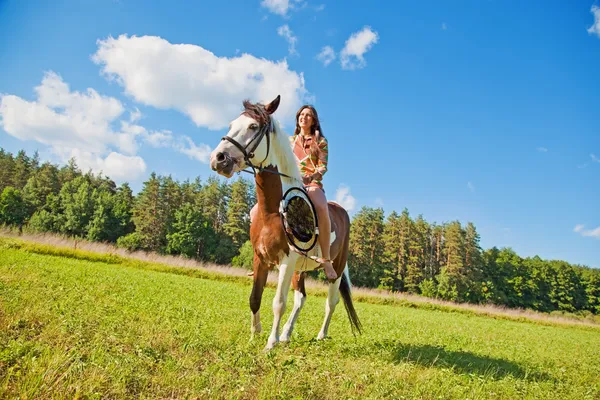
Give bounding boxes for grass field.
[1,238,599,399]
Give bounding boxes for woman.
[290,105,337,281]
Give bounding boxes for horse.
[209,95,362,351]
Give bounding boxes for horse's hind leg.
[281,271,306,342]
[317,272,342,340]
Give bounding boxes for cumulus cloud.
[335,184,356,212]
[261,0,290,16]
[588,5,600,38]
[68,149,147,182]
[0,71,148,181]
[340,26,379,70]
[316,46,336,66]
[0,71,211,182]
[277,24,298,56]
[92,34,309,130]
[0,72,124,154]
[174,136,212,163]
[537,147,548,152]
[574,224,600,239]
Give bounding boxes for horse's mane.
[242,100,302,185]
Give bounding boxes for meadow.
[1,236,599,399]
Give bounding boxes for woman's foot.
[322,260,337,281]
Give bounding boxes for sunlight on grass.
[1,241,600,398]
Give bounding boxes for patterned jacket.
[290,132,329,189]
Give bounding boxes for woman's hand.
[302,173,322,185]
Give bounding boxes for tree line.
[1,147,599,316]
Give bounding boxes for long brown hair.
[293,105,325,139]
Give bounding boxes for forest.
[1,147,599,316]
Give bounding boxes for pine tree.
[438,221,467,301]
[463,222,484,302]
[198,176,230,234]
[22,162,60,215]
[0,149,15,193]
[58,157,81,186]
[224,177,253,248]
[380,209,410,292]
[131,172,166,251]
[11,150,33,190]
[405,215,429,293]
[348,206,385,288]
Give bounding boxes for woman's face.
[298,108,314,132]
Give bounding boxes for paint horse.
[209,95,361,350]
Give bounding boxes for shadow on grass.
[369,341,553,382]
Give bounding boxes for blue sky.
[1,0,599,268]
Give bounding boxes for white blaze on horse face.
[209,114,269,177]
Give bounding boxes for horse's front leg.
[265,256,295,351]
[249,258,268,340]
[280,271,306,342]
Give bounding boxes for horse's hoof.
[317,332,326,340]
[264,338,278,351]
[251,323,262,335]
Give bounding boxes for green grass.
[1,240,599,399]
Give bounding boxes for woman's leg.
[306,186,336,280]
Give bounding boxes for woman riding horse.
[290,105,337,281]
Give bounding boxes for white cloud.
[315,4,325,11]
[374,197,384,207]
[592,154,600,163]
[574,224,600,239]
[174,136,212,163]
[537,147,548,152]
[442,23,447,30]
[340,26,379,70]
[0,70,211,183]
[144,129,174,148]
[261,0,290,16]
[277,24,298,56]
[0,71,124,154]
[317,46,336,66]
[467,181,475,192]
[129,107,142,123]
[588,5,600,38]
[92,34,309,130]
[335,184,356,212]
[0,71,147,182]
[69,149,147,181]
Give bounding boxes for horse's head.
[210,95,281,178]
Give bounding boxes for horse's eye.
[250,124,258,130]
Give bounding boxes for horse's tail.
[339,264,362,336]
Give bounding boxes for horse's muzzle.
[210,151,234,176]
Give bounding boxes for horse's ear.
[264,95,280,115]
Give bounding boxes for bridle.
[220,116,295,180]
